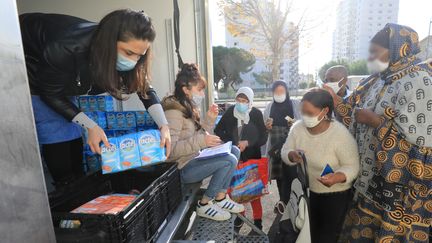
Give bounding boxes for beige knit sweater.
[281,120,360,193]
[162,97,216,169]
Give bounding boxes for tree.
[298,82,308,89]
[213,46,256,91]
[318,59,368,80]
[253,71,272,89]
[308,82,317,88]
[221,0,301,81]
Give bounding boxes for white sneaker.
[215,195,245,214]
[196,201,231,221]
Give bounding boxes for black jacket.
[215,106,268,162]
[19,13,160,121]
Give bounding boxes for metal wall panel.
[0,0,55,242]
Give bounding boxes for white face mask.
[367,59,389,74]
[192,93,205,105]
[302,110,325,128]
[273,94,286,103]
[326,77,344,94]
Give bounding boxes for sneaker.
[196,201,231,221]
[215,195,245,213]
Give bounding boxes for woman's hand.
[265,118,273,130]
[317,172,347,188]
[87,125,109,154]
[205,134,222,147]
[207,104,219,120]
[354,108,381,128]
[159,125,172,158]
[288,150,304,164]
[238,140,249,152]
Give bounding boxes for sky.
[209,0,432,75]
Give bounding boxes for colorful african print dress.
[336,23,432,243]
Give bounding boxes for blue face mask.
[116,53,137,71]
[235,102,249,113]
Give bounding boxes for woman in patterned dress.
[324,23,432,242]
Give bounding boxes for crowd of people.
[162,24,431,243]
[21,8,430,243]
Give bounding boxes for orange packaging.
[71,194,137,215]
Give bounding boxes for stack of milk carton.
[75,95,165,174]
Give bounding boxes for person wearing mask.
[281,89,359,243]
[163,64,244,221]
[20,10,171,185]
[263,81,300,212]
[324,24,432,243]
[323,65,352,99]
[215,87,268,230]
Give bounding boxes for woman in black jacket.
[215,87,268,230]
[20,10,170,184]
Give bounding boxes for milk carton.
[97,95,114,111]
[106,112,116,130]
[135,111,146,127]
[78,97,89,112]
[88,96,98,111]
[125,112,136,129]
[84,151,101,173]
[144,112,158,129]
[116,113,126,129]
[85,111,107,129]
[137,130,166,165]
[101,138,121,174]
[118,134,141,170]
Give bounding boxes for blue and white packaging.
[97,96,114,111]
[101,138,121,174]
[137,130,166,165]
[78,97,89,112]
[106,112,116,130]
[88,96,98,111]
[144,112,158,129]
[118,134,141,170]
[135,111,146,127]
[85,111,107,129]
[115,129,136,137]
[84,151,101,173]
[125,112,137,129]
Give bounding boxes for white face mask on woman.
[302,110,325,128]
[273,94,286,103]
[192,93,205,105]
[367,59,389,74]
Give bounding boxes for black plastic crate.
[50,162,182,243]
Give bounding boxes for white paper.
[195,141,232,160]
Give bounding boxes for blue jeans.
[181,146,240,199]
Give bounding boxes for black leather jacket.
[20,13,160,121]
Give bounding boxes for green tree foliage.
[253,71,273,88]
[318,59,368,80]
[298,82,308,89]
[213,46,256,91]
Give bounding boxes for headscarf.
[270,81,294,127]
[233,87,254,127]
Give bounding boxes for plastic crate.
[50,162,182,243]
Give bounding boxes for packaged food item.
[71,194,137,215]
[118,134,141,170]
[116,112,126,129]
[135,111,146,127]
[97,95,114,111]
[88,96,98,111]
[78,97,89,111]
[115,129,136,137]
[104,130,116,138]
[106,112,116,130]
[84,151,101,173]
[59,220,81,229]
[137,130,166,165]
[85,111,107,129]
[101,138,121,174]
[144,112,158,129]
[125,112,137,129]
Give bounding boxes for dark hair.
[301,88,334,119]
[89,9,156,100]
[173,63,207,130]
